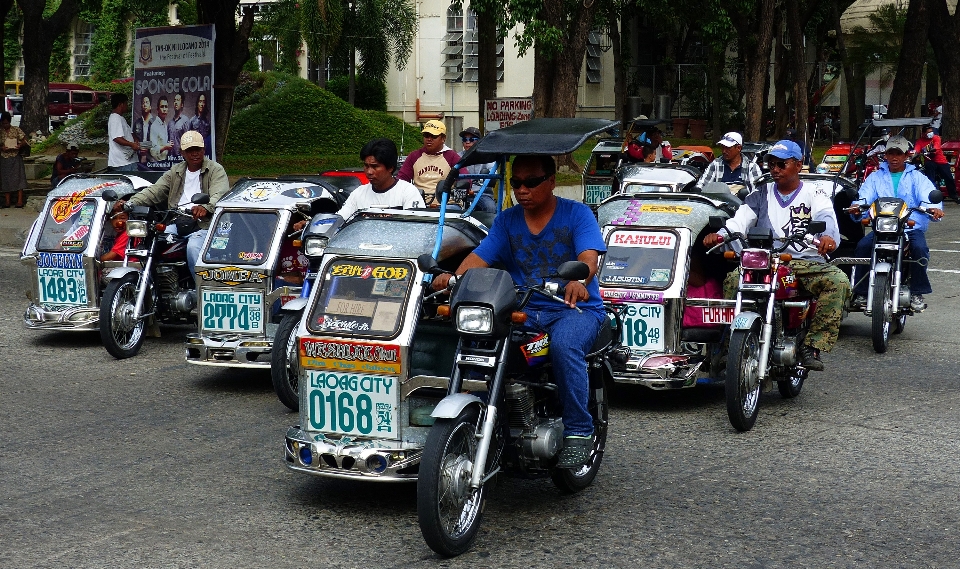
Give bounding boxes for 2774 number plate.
[201,289,264,333]
[306,371,400,440]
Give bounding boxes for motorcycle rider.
[432,154,607,469]
[333,138,424,219]
[703,140,850,371]
[849,135,944,312]
[916,124,960,204]
[866,128,891,157]
[112,130,229,274]
[696,131,763,193]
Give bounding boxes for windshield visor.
[38,198,98,252]
[202,211,279,266]
[307,259,414,338]
[599,229,679,289]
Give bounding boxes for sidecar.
[20,174,153,330]
[596,183,740,389]
[283,118,619,481]
[183,178,344,368]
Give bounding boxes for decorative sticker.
[210,236,229,250]
[239,182,282,202]
[300,338,402,375]
[238,251,264,262]
[519,332,550,367]
[640,204,693,214]
[215,220,233,236]
[281,186,319,199]
[603,275,647,285]
[609,230,676,248]
[330,264,409,280]
[195,266,266,286]
[649,269,671,282]
[733,314,751,328]
[49,182,119,223]
[601,288,664,303]
[37,252,83,269]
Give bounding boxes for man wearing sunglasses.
[703,139,850,371]
[432,154,606,469]
[849,135,943,313]
[398,120,461,203]
[459,126,497,212]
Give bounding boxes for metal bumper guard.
[23,304,100,331]
[613,351,705,389]
[183,332,272,367]
[284,426,422,482]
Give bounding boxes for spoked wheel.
[726,327,762,432]
[99,273,146,359]
[552,374,609,493]
[271,310,303,411]
[777,365,807,398]
[871,274,892,353]
[417,407,485,557]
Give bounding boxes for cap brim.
[422,129,444,136]
[767,150,799,160]
[717,140,737,147]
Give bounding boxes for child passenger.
[101,211,129,262]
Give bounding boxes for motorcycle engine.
[505,383,564,461]
[770,338,797,366]
[156,265,195,314]
[899,287,911,310]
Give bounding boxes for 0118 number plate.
[619,302,665,353]
[201,289,264,333]
[306,371,400,440]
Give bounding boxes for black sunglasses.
[509,174,551,189]
[766,158,794,170]
[461,136,479,143]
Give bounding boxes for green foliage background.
[325,75,387,111]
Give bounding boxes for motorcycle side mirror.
[102,189,118,201]
[808,220,827,234]
[435,180,449,196]
[736,187,750,200]
[417,254,442,274]
[556,261,590,281]
[479,167,490,175]
[191,193,210,205]
[708,216,726,230]
[928,189,944,203]
[454,179,471,189]
[844,185,859,200]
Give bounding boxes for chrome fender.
[280,297,308,313]
[873,261,892,275]
[103,266,141,282]
[731,311,762,332]
[431,392,483,419]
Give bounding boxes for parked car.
[4,95,22,127]
[47,83,110,127]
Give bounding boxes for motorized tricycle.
[836,189,943,353]
[593,181,740,389]
[20,174,154,331]
[183,178,345,369]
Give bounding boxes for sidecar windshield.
[37,198,98,253]
[599,229,680,289]
[202,211,279,266]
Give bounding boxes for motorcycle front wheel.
[551,373,609,493]
[271,310,303,411]
[417,407,485,557]
[99,273,146,359]
[726,327,762,432]
[871,273,892,353]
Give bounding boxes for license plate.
[201,289,264,333]
[36,267,88,306]
[585,184,611,205]
[701,306,735,324]
[619,302,665,353]
[306,371,400,440]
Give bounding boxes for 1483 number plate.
[306,371,400,440]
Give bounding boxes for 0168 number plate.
[201,289,264,333]
[619,302,665,353]
[306,371,400,440]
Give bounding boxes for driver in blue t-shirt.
[432,154,607,470]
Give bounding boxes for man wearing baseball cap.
[696,131,763,193]
[398,119,462,203]
[51,142,85,186]
[115,130,229,274]
[849,135,944,313]
[703,139,850,371]
[458,126,497,212]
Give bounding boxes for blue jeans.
[109,163,139,172]
[521,307,603,438]
[186,229,208,275]
[924,161,957,199]
[852,230,931,295]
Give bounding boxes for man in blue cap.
[703,140,851,371]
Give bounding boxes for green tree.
[17,0,80,134]
[723,0,777,140]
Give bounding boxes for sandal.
[1,192,9,208]
[13,189,24,208]
[556,435,594,469]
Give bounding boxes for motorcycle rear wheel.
[893,312,907,335]
[777,366,807,398]
[271,310,303,411]
[551,374,610,493]
[726,327,762,432]
[417,407,485,557]
[871,273,892,353]
[99,273,146,359]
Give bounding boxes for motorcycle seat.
[680,327,724,344]
[587,317,615,356]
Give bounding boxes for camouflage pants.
[723,259,851,352]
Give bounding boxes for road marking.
[929,268,960,274]
[930,249,960,253]
[0,247,22,258]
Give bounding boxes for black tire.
[551,373,609,493]
[893,312,907,335]
[777,365,807,398]
[271,310,303,411]
[725,327,762,432]
[99,273,146,359]
[871,273,891,353]
[417,407,485,557]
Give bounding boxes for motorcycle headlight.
[875,217,899,233]
[741,249,770,270]
[456,306,493,334]
[126,220,148,238]
[303,236,328,257]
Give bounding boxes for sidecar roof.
[47,175,147,200]
[597,193,734,232]
[218,178,343,211]
[457,118,620,167]
[870,117,932,128]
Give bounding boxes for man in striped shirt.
[696,131,763,193]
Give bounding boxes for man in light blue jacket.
[850,135,944,312]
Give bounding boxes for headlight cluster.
[304,236,329,257]
[456,306,493,334]
[125,220,148,238]
[741,249,771,270]
[875,217,900,233]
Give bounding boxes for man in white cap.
[114,130,229,274]
[696,131,763,193]
[51,142,85,186]
[398,119,461,203]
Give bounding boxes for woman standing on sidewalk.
[0,111,29,208]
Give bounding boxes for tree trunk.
[610,12,626,127]
[475,0,498,132]
[727,0,776,140]
[198,0,254,160]
[707,46,722,134]
[887,0,930,117]
[928,0,960,138]
[16,0,77,135]
[774,40,789,138]
[533,0,598,120]
[832,0,862,139]
[0,0,13,85]
[786,0,809,147]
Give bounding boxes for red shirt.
[110,231,129,258]
[916,135,947,164]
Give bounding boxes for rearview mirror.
[191,193,210,205]
[417,254,441,274]
[928,189,944,204]
[708,216,726,230]
[102,189,118,201]
[736,187,750,200]
[556,261,590,281]
[808,220,827,234]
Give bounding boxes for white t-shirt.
[181,168,202,206]
[337,179,425,219]
[107,112,136,167]
[932,105,943,129]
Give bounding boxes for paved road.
[2,208,959,568]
